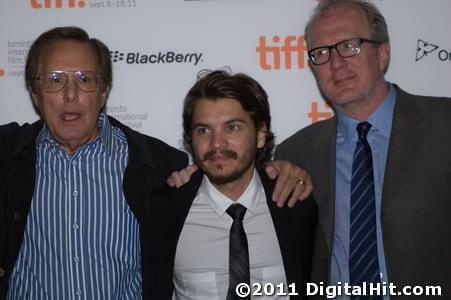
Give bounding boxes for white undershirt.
[173,170,288,300]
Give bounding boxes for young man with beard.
[148,70,317,299]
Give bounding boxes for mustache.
[202,149,238,161]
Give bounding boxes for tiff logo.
[256,35,308,70]
[308,102,333,123]
[31,0,86,8]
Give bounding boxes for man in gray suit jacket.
[275,0,451,299]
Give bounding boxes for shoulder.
[275,117,335,159]
[0,122,21,142]
[280,118,334,146]
[395,85,451,115]
[0,120,42,155]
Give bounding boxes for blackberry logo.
[109,50,203,66]
[110,51,125,62]
[416,39,439,61]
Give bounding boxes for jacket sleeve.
[0,122,20,220]
[0,122,21,297]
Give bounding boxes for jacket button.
[0,268,5,277]
[13,213,22,222]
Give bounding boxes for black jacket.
[0,117,188,299]
[147,170,318,299]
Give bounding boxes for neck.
[53,128,99,155]
[335,81,389,121]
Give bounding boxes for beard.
[194,144,257,186]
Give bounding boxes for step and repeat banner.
[0,0,450,151]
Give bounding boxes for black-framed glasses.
[35,70,103,93]
[308,37,381,65]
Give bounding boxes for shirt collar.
[36,109,115,155]
[199,169,263,217]
[337,82,396,143]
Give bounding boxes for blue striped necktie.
[350,122,382,299]
[226,203,250,300]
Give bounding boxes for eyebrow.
[191,118,248,129]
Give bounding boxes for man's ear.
[257,124,267,149]
[31,90,40,108]
[378,42,391,73]
[99,87,109,107]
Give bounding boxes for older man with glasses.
[0,26,189,299]
[275,0,451,299]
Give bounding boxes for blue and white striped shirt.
[8,112,142,299]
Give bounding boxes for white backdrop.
[1,0,450,151]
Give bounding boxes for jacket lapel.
[381,86,428,210]
[307,118,337,254]
[260,171,303,285]
[172,170,204,225]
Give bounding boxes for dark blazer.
[0,117,188,299]
[275,85,451,299]
[147,169,317,299]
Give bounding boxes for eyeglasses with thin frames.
[34,70,103,93]
[308,37,381,66]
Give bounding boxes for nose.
[329,48,346,70]
[211,130,227,149]
[63,76,79,102]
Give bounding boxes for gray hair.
[305,0,389,48]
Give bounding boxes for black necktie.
[350,122,382,299]
[226,203,250,300]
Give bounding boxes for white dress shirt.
[173,170,288,300]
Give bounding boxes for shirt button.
[73,190,79,197]
[74,256,79,262]
[76,289,82,296]
[73,224,79,230]
[13,213,22,222]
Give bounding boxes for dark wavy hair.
[183,69,275,170]
[25,26,112,95]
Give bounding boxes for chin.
[206,173,238,185]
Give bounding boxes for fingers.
[286,181,306,207]
[285,172,314,207]
[264,163,278,180]
[268,161,296,204]
[274,166,308,207]
[185,164,199,176]
[166,164,199,188]
[299,173,314,201]
[167,175,176,187]
[167,170,186,188]
[264,160,314,207]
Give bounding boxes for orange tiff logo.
[308,101,334,123]
[31,0,86,8]
[256,35,308,70]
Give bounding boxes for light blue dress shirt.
[330,83,396,299]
